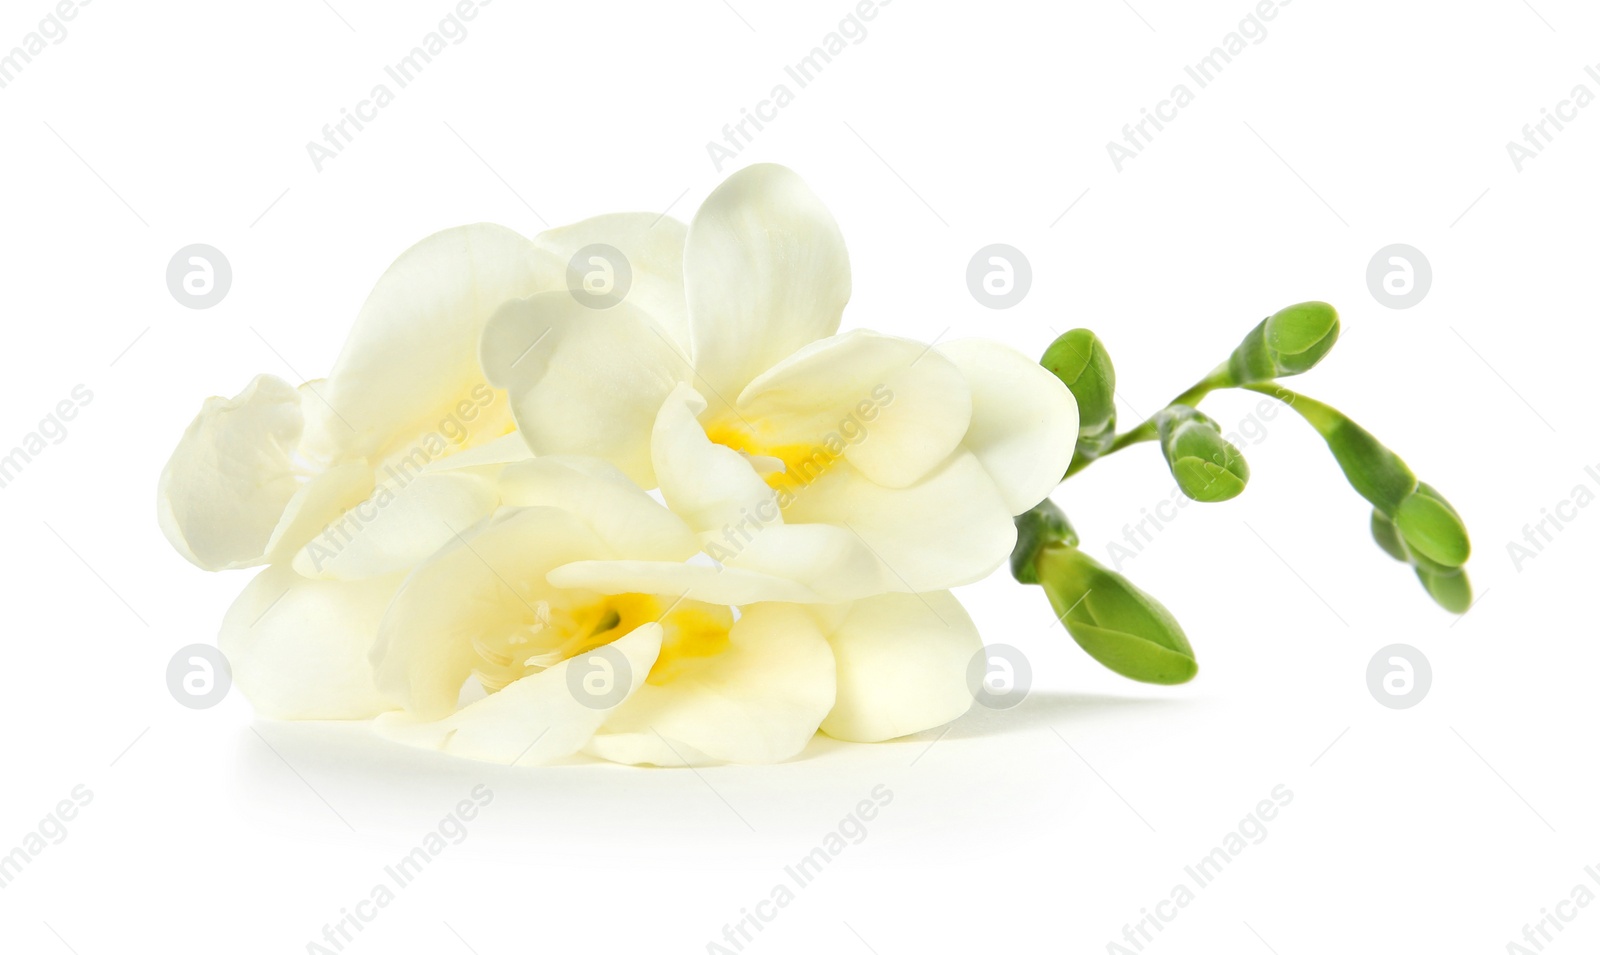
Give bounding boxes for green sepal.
[1417,564,1473,614]
[1370,509,1408,562]
[1010,498,1077,584]
[1395,483,1471,568]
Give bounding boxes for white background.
[2,1,1597,952]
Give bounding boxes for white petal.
[819,591,981,742]
[291,471,500,580]
[418,432,534,473]
[498,456,698,561]
[218,564,401,720]
[158,375,309,571]
[737,329,972,488]
[587,604,835,765]
[481,292,685,486]
[371,507,609,719]
[719,522,890,599]
[783,452,1016,593]
[549,559,825,606]
[373,623,662,766]
[302,224,548,463]
[532,212,691,355]
[653,383,779,537]
[261,461,377,563]
[685,164,851,401]
[939,338,1079,514]
[549,481,1006,605]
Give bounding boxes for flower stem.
[1064,364,1233,477]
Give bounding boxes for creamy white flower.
[161,170,1030,757]
[482,164,1079,603]
[362,457,983,765]
[158,214,689,580]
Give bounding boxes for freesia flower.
[157,213,688,583]
[160,164,1062,761]
[482,164,1079,604]
[362,458,983,764]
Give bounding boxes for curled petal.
[374,623,663,766]
[159,375,314,571]
[652,383,779,538]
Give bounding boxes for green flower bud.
[1394,483,1470,568]
[1417,564,1473,614]
[1227,301,1341,383]
[1155,406,1249,503]
[1252,383,1475,614]
[1010,498,1077,584]
[1042,329,1117,462]
[1033,544,1198,685]
[1375,504,1473,610]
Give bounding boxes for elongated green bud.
[1042,329,1117,464]
[1255,383,1474,613]
[1227,302,1341,384]
[1032,544,1198,685]
[1155,406,1249,502]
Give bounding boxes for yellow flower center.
[703,418,843,493]
[471,592,733,692]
